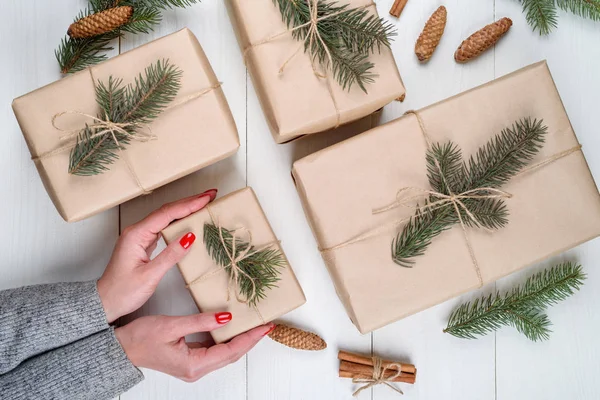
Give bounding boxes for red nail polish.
[179,232,196,250]
[263,324,276,336]
[215,312,232,324]
[200,189,218,202]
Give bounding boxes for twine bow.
[185,207,281,321]
[320,110,583,289]
[30,66,222,195]
[352,357,404,397]
[243,0,376,129]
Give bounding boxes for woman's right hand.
[115,313,275,382]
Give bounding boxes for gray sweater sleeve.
[0,281,108,374]
[0,328,144,400]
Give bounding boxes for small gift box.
[12,29,239,222]
[292,61,600,334]
[161,187,306,343]
[226,0,405,143]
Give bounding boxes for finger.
[163,312,233,338]
[147,231,196,277]
[132,189,217,236]
[192,324,274,371]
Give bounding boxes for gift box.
[226,0,405,143]
[12,29,239,222]
[292,61,600,334]
[161,187,306,343]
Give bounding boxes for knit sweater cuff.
[0,328,144,400]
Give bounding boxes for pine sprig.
[203,223,285,307]
[272,0,396,92]
[392,118,547,267]
[56,0,200,74]
[444,262,586,341]
[520,0,599,35]
[68,59,181,176]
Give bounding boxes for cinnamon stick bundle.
[338,350,417,384]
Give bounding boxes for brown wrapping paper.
[161,187,306,343]
[12,29,239,222]
[292,61,600,334]
[226,0,405,143]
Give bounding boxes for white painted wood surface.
[2,1,600,399]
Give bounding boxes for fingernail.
[262,324,276,336]
[215,312,232,324]
[179,232,196,250]
[200,189,218,202]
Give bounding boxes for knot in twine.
[352,357,404,397]
[243,0,376,129]
[319,110,583,289]
[185,207,281,316]
[31,65,222,195]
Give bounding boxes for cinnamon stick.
[339,369,416,384]
[338,350,417,375]
[389,0,409,18]
[339,360,416,384]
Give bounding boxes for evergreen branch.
[203,223,285,307]
[520,0,558,35]
[444,262,585,341]
[121,5,162,35]
[556,0,600,21]
[68,60,181,176]
[55,32,119,74]
[391,118,547,267]
[272,0,395,92]
[136,0,201,9]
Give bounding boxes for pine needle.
[444,262,586,341]
[556,0,600,21]
[272,0,395,93]
[56,0,200,74]
[392,118,547,267]
[520,0,558,35]
[68,60,182,176]
[203,223,285,307]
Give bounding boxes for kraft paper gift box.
[226,0,405,143]
[12,28,239,222]
[161,187,306,343]
[292,61,600,334]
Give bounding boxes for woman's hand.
[97,189,218,323]
[115,314,275,381]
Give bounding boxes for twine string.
[320,110,583,288]
[352,357,404,397]
[31,64,222,195]
[243,0,376,130]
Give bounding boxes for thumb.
[149,231,196,278]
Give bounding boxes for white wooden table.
[2,1,600,399]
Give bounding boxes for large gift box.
[226,0,405,143]
[12,29,239,222]
[292,61,600,334]
[162,187,306,343]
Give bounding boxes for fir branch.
[272,0,395,92]
[68,60,181,176]
[556,0,600,21]
[391,118,547,267]
[55,32,119,74]
[520,0,558,35]
[137,0,201,9]
[444,262,585,341]
[121,5,162,35]
[203,223,285,307]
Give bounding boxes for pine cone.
[68,6,134,39]
[415,6,447,62]
[268,324,327,351]
[454,17,512,63]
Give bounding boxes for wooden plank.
[117,2,248,400]
[373,0,497,399]
[0,0,118,287]
[493,1,600,399]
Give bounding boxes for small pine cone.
[68,6,134,39]
[415,6,447,62]
[454,17,512,63]
[268,324,327,351]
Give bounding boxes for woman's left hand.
[97,189,217,323]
